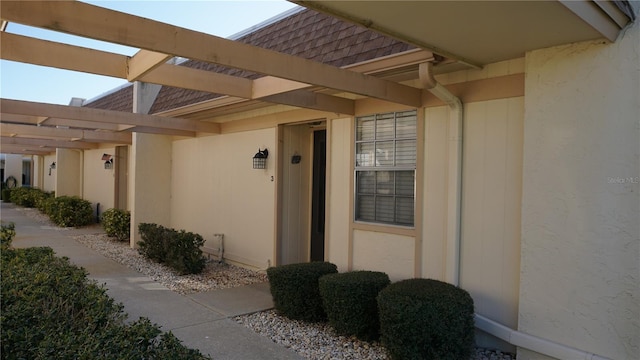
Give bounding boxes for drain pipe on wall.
[418,62,611,360]
[419,62,463,286]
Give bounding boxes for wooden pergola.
[0,1,436,155]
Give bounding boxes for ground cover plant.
[0,244,210,360]
[138,223,206,275]
[266,261,338,322]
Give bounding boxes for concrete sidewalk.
[1,202,302,360]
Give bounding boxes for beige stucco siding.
[42,154,56,192]
[130,133,172,245]
[3,154,23,187]
[519,20,639,360]
[82,147,115,216]
[56,148,82,197]
[171,128,276,269]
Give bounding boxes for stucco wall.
[56,149,82,197]
[170,128,276,269]
[42,154,56,192]
[3,154,23,187]
[83,147,115,219]
[519,20,639,359]
[130,133,172,246]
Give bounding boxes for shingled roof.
[84,8,413,114]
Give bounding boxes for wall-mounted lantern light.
[102,154,113,170]
[253,148,269,169]
[49,162,56,176]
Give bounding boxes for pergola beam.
[0,31,126,78]
[0,144,54,155]
[127,50,172,82]
[0,1,423,107]
[1,115,125,132]
[1,32,354,115]
[1,98,220,134]
[0,123,132,144]
[1,136,99,150]
[121,126,196,137]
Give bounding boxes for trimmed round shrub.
[137,223,206,275]
[101,208,131,241]
[267,262,338,322]
[377,278,475,360]
[319,271,390,340]
[48,196,94,227]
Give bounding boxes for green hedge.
[36,192,55,215]
[1,188,12,202]
[137,223,206,275]
[101,208,131,241]
[1,222,16,250]
[319,271,390,340]
[10,187,39,207]
[48,196,94,227]
[377,278,475,360]
[266,262,337,322]
[1,246,209,359]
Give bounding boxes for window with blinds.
[355,110,416,226]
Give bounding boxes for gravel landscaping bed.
[73,233,267,294]
[17,206,515,359]
[234,310,516,360]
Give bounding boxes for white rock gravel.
[73,233,267,294]
[18,206,515,359]
[234,310,516,360]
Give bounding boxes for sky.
[0,0,300,105]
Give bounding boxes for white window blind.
[355,110,416,226]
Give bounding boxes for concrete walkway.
[1,202,302,360]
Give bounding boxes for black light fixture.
[253,148,269,169]
[102,154,113,169]
[49,162,56,176]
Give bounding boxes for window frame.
[353,110,417,228]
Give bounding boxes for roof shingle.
[84,9,413,115]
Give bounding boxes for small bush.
[1,246,209,359]
[319,271,390,340]
[1,188,12,202]
[47,196,94,227]
[138,223,206,275]
[101,208,131,241]
[1,222,16,250]
[36,192,55,215]
[10,187,40,207]
[377,278,475,360]
[266,262,338,322]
